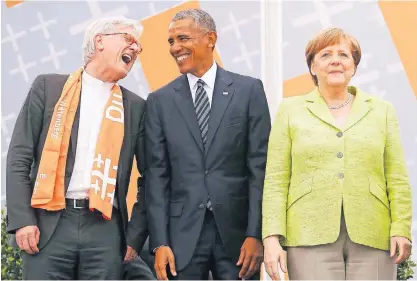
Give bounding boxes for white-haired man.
[6,17,149,279]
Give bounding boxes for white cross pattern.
[351,70,379,86]
[1,113,16,136]
[221,12,250,40]
[1,24,27,52]
[386,62,404,74]
[69,1,128,36]
[359,54,373,69]
[91,179,100,194]
[368,6,386,26]
[1,137,11,159]
[131,62,142,82]
[30,12,57,40]
[41,42,68,69]
[137,84,148,100]
[148,2,158,16]
[368,85,387,98]
[9,55,37,83]
[292,1,354,29]
[232,43,260,72]
[93,154,105,169]
[1,113,17,158]
[91,154,118,203]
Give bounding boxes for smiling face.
[94,25,141,81]
[168,18,216,77]
[310,40,356,87]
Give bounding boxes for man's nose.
[130,42,140,53]
[170,41,183,54]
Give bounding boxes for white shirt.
[187,61,217,106]
[66,71,114,199]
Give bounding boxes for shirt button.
[337,132,343,138]
[199,203,205,209]
[337,152,344,158]
[338,172,344,179]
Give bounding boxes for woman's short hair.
[305,27,362,86]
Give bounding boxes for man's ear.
[95,35,104,51]
[207,31,217,49]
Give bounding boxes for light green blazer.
[262,86,412,250]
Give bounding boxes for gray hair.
[82,16,143,65]
[172,9,216,33]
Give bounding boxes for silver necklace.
[328,93,353,110]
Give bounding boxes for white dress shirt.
[187,61,217,106]
[66,71,114,199]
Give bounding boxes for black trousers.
[170,211,258,280]
[22,206,123,280]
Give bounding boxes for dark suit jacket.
[6,74,148,254]
[145,67,271,271]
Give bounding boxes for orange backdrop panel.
[379,1,417,98]
[5,0,23,8]
[283,73,314,98]
[138,0,223,92]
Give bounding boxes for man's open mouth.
[122,54,133,64]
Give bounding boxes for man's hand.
[16,225,40,255]
[391,236,412,264]
[124,245,138,261]
[236,237,263,279]
[154,246,177,280]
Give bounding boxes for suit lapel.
[305,88,339,130]
[173,75,205,153]
[204,68,234,155]
[69,101,81,158]
[343,87,372,132]
[117,89,130,194]
[305,87,372,132]
[65,88,81,192]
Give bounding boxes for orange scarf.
[31,68,124,220]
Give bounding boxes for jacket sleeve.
[245,79,271,239]
[384,103,412,241]
[144,93,171,252]
[126,103,149,253]
[6,75,46,233]
[262,99,292,241]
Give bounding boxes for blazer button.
[337,152,344,158]
[205,170,209,175]
[338,172,344,179]
[337,132,343,138]
[199,203,205,209]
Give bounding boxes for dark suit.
[145,67,271,278]
[6,74,149,279]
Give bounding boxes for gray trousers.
[287,212,397,280]
[22,206,124,280]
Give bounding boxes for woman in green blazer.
[262,28,412,280]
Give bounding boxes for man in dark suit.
[145,9,271,280]
[6,17,150,279]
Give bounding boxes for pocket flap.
[287,177,313,210]
[369,179,389,209]
[169,202,183,217]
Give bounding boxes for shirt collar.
[187,61,217,90]
[82,70,115,92]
